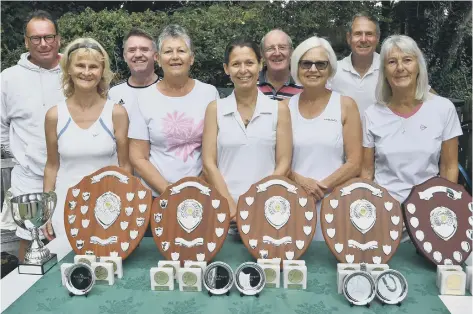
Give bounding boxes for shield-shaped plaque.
[403,177,472,265]
[236,175,316,263]
[321,178,403,264]
[151,177,230,265]
[64,166,152,260]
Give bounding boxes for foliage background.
[1,1,472,101]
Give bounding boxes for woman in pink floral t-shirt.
[128,25,219,196]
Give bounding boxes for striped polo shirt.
[257,68,303,101]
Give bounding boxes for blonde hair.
[291,36,338,85]
[376,35,429,105]
[60,38,114,98]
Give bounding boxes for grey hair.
[157,24,193,55]
[347,12,380,38]
[375,35,430,105]
[290,36,338,85]
[260,29,293,52]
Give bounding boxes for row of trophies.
[7,165,471,305]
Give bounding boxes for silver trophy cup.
[7,191,58,274]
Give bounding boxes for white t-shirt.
[108,76,160,118]
[363,94,462,203]
[328,53,380,116]
[289,92,345,241]
[128,79,219,195]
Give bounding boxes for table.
[2,237,472,314]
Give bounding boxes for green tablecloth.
[4,238,452,314]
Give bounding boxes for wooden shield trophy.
[236,175,316,262]
[403,177,472,265]
[64,166,152,259]
[151,177,230,265]
[321,178,403,264]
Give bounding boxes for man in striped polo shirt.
[258,29,302,101]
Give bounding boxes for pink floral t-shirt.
[128,79,219,194]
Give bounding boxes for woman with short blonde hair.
[43,37,131,240]
[361,35,462,229]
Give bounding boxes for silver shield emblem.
[177,199,203,233]
[350,199,376,234]
[94,192,121,229]
[430,206,457,241]
[264,196,291,230]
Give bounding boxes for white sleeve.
[1,74,11,154]
[128,103,149,140]
[442,101,463,141]
[362,111,374,148]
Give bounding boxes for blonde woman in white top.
[361,35,462,204]
[289,37,362,241]
[202,38,292,219]
[43,38,131,241]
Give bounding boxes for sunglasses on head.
[67,42,103,57]
[299,60,329,70]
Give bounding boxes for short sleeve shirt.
[328,53,380,115]
[362,94,462,203]
[108,76,160,118]
[128,79,219,194]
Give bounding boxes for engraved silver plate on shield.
[350,199,376,234]
[264,196,291,230]
[94,191,121,229]
[430,206,457,241]
[177,199,203,233]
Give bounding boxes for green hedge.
[1,2,471,101]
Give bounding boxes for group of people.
[1,10,462,259]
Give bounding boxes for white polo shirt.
[363,94,462,204]
[328,53,380,115]
[128,79,219,195]
[217,90,278,203]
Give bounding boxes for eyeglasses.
[27,34,57,45]
[299,60,329,70]
[264,45,290,54]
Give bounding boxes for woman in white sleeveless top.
[289,37,362,241]
[43,38,131,240]
[202,38,292,219]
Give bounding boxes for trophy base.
[18,253,58,275]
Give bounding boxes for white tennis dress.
[52,100,118,238]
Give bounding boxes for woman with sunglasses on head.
[43,38,131,240]
[288,36,362,241]
[202,38,292,224]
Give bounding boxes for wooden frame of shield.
[236,175,316,262]
[64,166,152,260]
[151,177,230,265]
[402,176,472,266]
[321,178,403,264]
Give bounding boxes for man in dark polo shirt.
[258,29,302,101]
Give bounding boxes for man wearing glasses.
[258,29,302,101]
[109,28,160,117]
[1,10,64,259]
[328,13,380,115]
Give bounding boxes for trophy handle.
[5,190,13,209]
[46,191,57,214]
